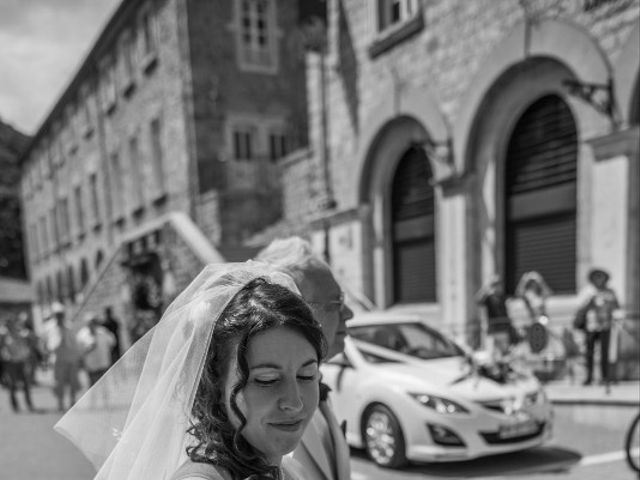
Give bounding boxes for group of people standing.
[476,267,622,386]
[43,303,122,411]
[0,303,122,413]
[55,236,353,480]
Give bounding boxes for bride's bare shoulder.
[170,460,230,480]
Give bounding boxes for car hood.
[370,358,539,402]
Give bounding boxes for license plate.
[498,419,538,439]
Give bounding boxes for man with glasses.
[256,236,353,480]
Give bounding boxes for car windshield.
[349,322,464,360]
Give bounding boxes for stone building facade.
[0,120,32,320]
[279,0,640,368]
[18,0,309,343]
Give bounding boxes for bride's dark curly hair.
[186,277,326,479]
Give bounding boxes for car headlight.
[409,393,469,414]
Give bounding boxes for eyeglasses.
[307,292,345,313]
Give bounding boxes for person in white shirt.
[76,313,116,386]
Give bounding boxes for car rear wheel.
[363,403,407,468]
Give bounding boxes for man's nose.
[341,303,354,321]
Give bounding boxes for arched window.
[505,95,577,293]
[391,146,436,302]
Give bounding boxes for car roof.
[346,311,426,328]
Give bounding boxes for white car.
[321,312,553,468]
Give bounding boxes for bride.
[55,262,326,480]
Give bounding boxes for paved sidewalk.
[544,380,640,406]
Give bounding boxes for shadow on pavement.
[351,446,583,477]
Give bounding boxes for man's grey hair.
[255,236,327,285]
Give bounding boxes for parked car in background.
[321,312,553,468]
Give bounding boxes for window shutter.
[391,147,436,302]
[505,95,577,294]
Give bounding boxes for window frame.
[369,0,424,58]
[149,115,167,202]
[232,0,280,74]
[139,2,159,73]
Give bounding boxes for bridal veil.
[54,262,300,480]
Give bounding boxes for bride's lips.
[269,418,305,432]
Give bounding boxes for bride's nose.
[278,379,303,412]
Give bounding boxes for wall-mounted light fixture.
[562,77,621,130]
[412,137,457,178]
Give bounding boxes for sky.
[0,0,121,135]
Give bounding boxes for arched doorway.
[504,94,578,294]
[391,146,437,302]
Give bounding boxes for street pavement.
[544,379,640,407]
[1,375,638,480]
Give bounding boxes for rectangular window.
[59,197,71,245]
[110,151,124,219]
[377,0,418,31]
[268,132,289,162]
[74,185,85,236]
[149,116,166,198]
[102,59,117,113]
[29,224,39,262]
[81,85,94,137]
[65,107,78,153]
[50,207,59,250]
[40,216,48,257]
[129,135,144,211]
[121,30,136,93]
[140,4,158,71]
[233,127,255,160]
[89,173,101,226]
[237,0,277,71]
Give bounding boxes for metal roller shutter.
[505,95,577,294]
[391,147,437,303]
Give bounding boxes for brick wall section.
[287,0,640,215]
[185,0,310,244]
[22,0,193,310]
[101,0,192,238]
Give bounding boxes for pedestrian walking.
[574,268,621,385]
[475,274,517,361]
[0,315,35,412]
[45,302,82,412]
[101,306,121,366]
[76,313,116,386]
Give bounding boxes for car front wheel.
[363,403,407,468]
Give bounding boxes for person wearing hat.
[574,268,621,386]
[76,312,116,386]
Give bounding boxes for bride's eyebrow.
[250,359,318,371]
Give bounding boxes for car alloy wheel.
[363,403,407,468]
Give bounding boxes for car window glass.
[349,322,463,359]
